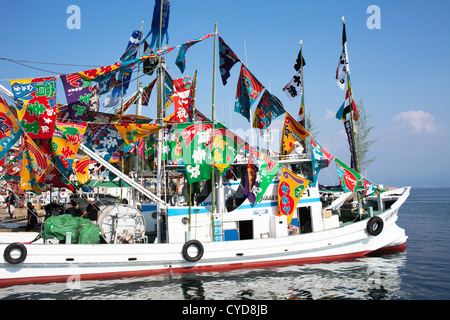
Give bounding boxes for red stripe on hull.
[0,249,373,288]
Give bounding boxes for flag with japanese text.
[61,73,99,121]
[335,158,361,192]
[234,64,265,121]
[280,112,310,157]
[336,22,350,90]
[283,47,305,101]
[252,89,285,131]
[219,36,241,85]
[0,97,23,160]
[52,121,88,172]
[243,146,281,205]
[212,123,246,175]
[10,77,57,139]
[277,167,310,224]
[178,122,213,184]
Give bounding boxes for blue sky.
[1,0,449,187]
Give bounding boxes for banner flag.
[61,73,99,120]
[243,146,280,205]
[176,34,214,73]
[218,36,241,85]
[74,156,91,184]
[10,77,57,139]
[252,89,285,131]
[335,157,361,192]
[212,123,246,175]
[280,112,310,157]
[114,123,162,145]
[362,177,385,197]
[336,22,350,90]
[277,167,310,224]
[52,121,88,171]
[234,64,264,121]
[144,0,171,50]
[310,137,334,186]
[0,97,23,160]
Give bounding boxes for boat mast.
[210,21,218,239]
[156,0,165,243]
[342,16,360,173]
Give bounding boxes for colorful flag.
[298,95,305,123]
[362,177,385,197]
[78,62,122,82]
[234,64,265,121]
[212,123,246,175]
[22,135,51,184]
[336,21,350,90]
[10,77,57,139]
[60,73,98,121]
[310,138,334,186]
[243,146,280,205]
[218,36,241,85]
[144,0,171,50]
[252,89,285,131]
[336,80,359,121]
[280,112,310,157]
[176,34,214,73]
[277,167,310,224]
[335,158,361,192]
[142,78,157,106]
[178,122,213,184]
[0,97,23,160]
[114,123,162,145]
[74,156,91,184]
[85,124,125,163]
[163,70,174,109]
[52,121,88,171]
[170,77,193,122]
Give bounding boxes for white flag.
[336,43,350,90]
[283,70,303,101]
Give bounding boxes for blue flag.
[144,0,171,50]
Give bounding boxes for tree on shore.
[353,98,376,173]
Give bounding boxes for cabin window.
[297,207,312,233]
[238,220,254,240]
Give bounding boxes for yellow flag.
[280,112,310,157]
[114,123,163,145]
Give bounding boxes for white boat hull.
[0,192,408,287]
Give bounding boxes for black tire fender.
[366,216,384,236]
[3,242,27,264]
[182,240,204,262]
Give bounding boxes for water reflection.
[0,252,407,300]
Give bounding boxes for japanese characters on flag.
[277,167,310,224]
[61,73,99,121]
[10,77,57,139]
[336,21,350,90]
[283,46,306,101]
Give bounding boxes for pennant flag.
[10,77,57,139]
[343,119,357,170]
[52,121,88,171]
[74,156,91,184]
[61,73,99,121]
[78,62,122,82]
[362,177,385,197]
[176,34,214,73]
[178,122,213,184]
[336,21,350,90]
[144,0,171,49]
[283,46,306,101]
[218,36,241,85]
[310,138,334,186]
[280,112,310,157]
[142,78,157,106]
[234,64,265,122]
[335,158,361,192]
[85,124,125,163]
[298,95,305,123]
[20,148,44,195]
[170,77,193,122]
[0,97,23,160]
[114,123,162,145]
[336,80,359,121]
[243,146,281,205]
[23,135,51,183]
[252,89,285,131]
[163,70,174,109]
[212,123,246,175]
[277,167,310,224]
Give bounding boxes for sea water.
[0,187,449,300]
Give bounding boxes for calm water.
[0,187,449,300]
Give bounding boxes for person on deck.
[6,191,16,219]
[26,202,38,231]
[81,198,100,224]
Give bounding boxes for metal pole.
[210,21,217,240]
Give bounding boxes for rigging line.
[2,59,65,75]
[0,57,100,68]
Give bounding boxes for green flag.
[212,123,246,176]
[335,158,361,192]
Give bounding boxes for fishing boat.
[0,13,410,288]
